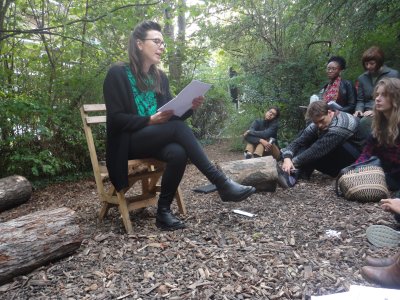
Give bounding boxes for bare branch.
[0,1,161,41]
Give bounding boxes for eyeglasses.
[142,38,166,48]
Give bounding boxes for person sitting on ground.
[354,46,400,139]
[354,77,400,192]
[278,100,364,187]
[243,106,280,160]
[359,78,400,288]
[103,20,255,231]
[318,56,356,114]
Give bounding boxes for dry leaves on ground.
[0,139,397,300]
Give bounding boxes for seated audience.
[354,46,400,139]
[243,106,280,160]
[278,100,363,187]
[318,56,356,113]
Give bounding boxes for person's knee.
[165,143,187,165]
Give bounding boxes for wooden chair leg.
[141,178,150,194]
[99,202,111,221]
[116,192,134,234]
[175,186,186,215]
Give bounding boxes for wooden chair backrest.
[80,104,108,197]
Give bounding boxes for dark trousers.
[128,120,225,208]
[299,142,361,177]
[386,175,400,191]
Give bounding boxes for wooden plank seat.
[80,104,186,234]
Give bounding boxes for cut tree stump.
[0,175,32,212]
[218,156,278,192]
[0,207,83,285]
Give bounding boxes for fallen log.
[218,156,278,192]
[0,175,32,212]
[0,207,83,285]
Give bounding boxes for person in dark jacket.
[278,101,364,187]
[243,106,280,160]
[319,56,356,114]
[103,20,255,231]
[354,46,400,139]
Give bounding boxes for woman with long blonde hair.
[355,77,400,191]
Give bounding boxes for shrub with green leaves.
[0,93,92,179]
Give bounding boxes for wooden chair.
[80,104,186,234]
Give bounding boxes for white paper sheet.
[349,285,400,300]
[232,209,257,217]
[311,292,352,300]
[311,285,400,300]
[158,80,212,117]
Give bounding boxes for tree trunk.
[0,207,82,284]
[0,175,32,212]
[218,156,278,192]
[163,0,186,86]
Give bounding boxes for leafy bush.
[190,84,233,139]
[0,93,92,180]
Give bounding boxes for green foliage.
[1,0,400,185]
[190,83,233,139]
[0,93,91,179]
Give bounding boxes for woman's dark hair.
[268,106,280,118]
[327,56,346,70]
[128,20,162,93]
[361,46,385,71]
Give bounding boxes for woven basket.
[337,165,390,202]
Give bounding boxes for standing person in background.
[243,106,280,160]
[103,20,255,231]
[354,46,400,139]
[319,56,356,114]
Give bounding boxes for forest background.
[0,0,399,185]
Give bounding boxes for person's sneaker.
[366,225,400,248]
[277,167,296,188]
[244,152,253,159]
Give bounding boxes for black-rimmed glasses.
[142,38,166,48]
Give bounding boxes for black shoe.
[292,168,312,180]
[156,208,186,231]
[244,152,253,159]
[217,179,256,202]
[277,167,296,188]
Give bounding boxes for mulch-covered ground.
[0,139,398,300]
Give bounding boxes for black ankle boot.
[217,179,256,202]
[156,208,186,231]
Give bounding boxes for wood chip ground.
[0,139,398,299]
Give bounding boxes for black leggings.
[128,120,225,208]
[299,142,361,177]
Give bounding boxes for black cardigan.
[103,63,192,191]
